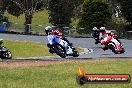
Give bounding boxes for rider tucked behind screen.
[99,26,109,50]
[99,27,107,39]
[45,26,73,54]
[45,26,70,45]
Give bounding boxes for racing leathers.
[47,34,73,54]
[52,27,71,45]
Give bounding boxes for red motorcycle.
[108,31,121,43]
[101,34,125,54]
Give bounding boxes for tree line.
[0,0,132,37]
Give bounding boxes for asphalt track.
[0,33,132,59]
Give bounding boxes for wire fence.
[0,22,131,39]
[3,23,46,35]
[2,23,92,37]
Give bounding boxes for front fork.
[59,40,73,54]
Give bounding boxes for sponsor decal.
[76,66,131,85]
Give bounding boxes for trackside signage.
[76,66,131,85]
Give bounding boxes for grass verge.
[2,40,55,58]
[4,10,51,27]
[2,40,83,58]
[0,59,131,88]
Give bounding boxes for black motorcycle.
[0,39,12,59]
[92,29,100,44]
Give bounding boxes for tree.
[108,0,121,17]
[48,0,83,29]
[118,0,132,32]
[119,0,132,23]
[0,0,5,15]
[0,0,4,6]
[0,0,7,23]
[3,0,47,34]
[77,0,112,34]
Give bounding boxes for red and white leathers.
[110,31,118,39]
[101,34,122,51]
[101,34,112,45]
[99,27,107,40]
[99,31,107,39]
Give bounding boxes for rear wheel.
[54,44,66,58]
[1,51,12,59]
[95,41,98,44]
[108,44,118,54]
[95,39,100,44]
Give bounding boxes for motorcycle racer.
[100,33,125,53]
[45,26,71,45]
[45,26,73,55]
[100,34,110,50]
[92,27,100,44]
[99,27,107,39]
[99,26,111,50]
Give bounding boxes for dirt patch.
[0,58,131,68]
[0,59,89,68]
[0,60,62,68]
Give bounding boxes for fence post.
[63,27,70,35]
[127,31,132,39]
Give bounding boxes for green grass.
[2,40,55,58]
[4,10,51,26]
[3,10,81,35]
[4,10,51,32]
[4,10,78,32]
[2,40,83,58]
[0,59,131,88]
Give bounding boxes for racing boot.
[49,48,54,54]
[66,46,73,55]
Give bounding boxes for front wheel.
[1,51,12,59]
[108,44,118,54]
[120,48,125,54]
[54,44,66,58]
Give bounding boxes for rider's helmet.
[100,27,106,30]
[92,27,98,31]
[45,26,53,35]
[100,27,106,32]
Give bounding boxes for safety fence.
[0,22,131,39]
[0,22,46,35]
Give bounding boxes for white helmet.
[45,26,52,35]
[92,27,98,30]
[100,27,106,30]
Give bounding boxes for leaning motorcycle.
[0,39,12,59]
[47,35,79,58]
[101,35,125,54]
